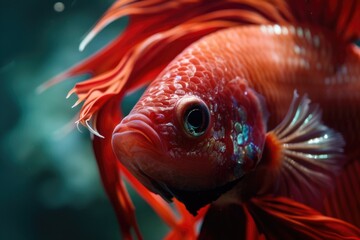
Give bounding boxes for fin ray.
[256,92,345,209]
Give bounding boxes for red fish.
[44,0,360,239]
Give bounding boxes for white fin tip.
[85,119,104,138]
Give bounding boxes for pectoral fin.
[257,91,346,209]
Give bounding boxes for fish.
[43,0,360,239]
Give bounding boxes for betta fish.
[43,0,360,239]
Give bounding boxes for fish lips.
[112,114,168,194]
[113,114,165,155]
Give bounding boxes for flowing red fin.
[248,196,360,239]
[286,0,360,43]
[164,201,197,240]
[324,160,360,228]
[42,0,296,132]
[119,164,181,231]
[91,97,142,239]
[252,92,346,210]
[163,200,209,240]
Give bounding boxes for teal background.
[0,1,167,239]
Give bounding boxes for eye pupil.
[187,108,203,129]
[184,103,209,137]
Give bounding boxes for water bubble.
[54,2,65,12]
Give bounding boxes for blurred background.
[0,1,167,239]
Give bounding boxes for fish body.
[114,22,360,210]
[47,0,360,239]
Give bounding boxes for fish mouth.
[112,113,170,195]
[112,113,240,215]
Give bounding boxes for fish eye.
[176,96,210,137]
[184,104,209,136]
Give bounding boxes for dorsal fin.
[287,0,360,43]
[256,91,346,210]
[41,0,360,134]
[40,0,294,131]
[41,0,359,133]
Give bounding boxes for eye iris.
[185,104,209,137]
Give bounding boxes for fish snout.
[111,113,171,193]
[113,113,165,154]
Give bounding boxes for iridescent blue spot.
[234,123,251,146]
[234,122,242,133]
[242,124,250,142]
[245,142,259,160]
[237,133,244,145]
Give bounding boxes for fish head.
[112,62,267,213]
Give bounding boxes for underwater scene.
[1,0,360,239]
